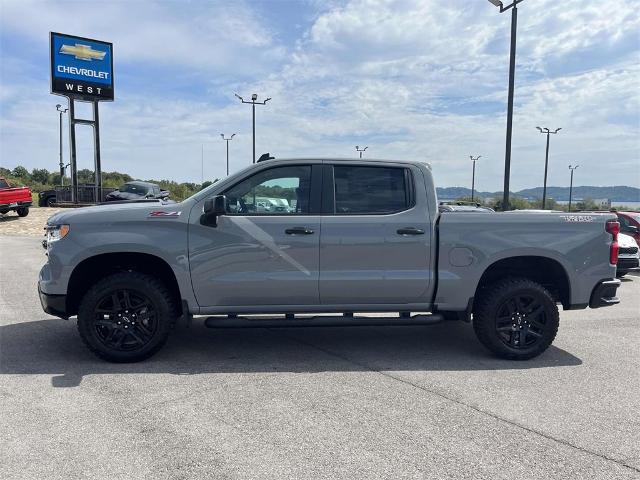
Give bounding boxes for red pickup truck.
[0,177,32,217]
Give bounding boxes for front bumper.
[0,200,32,209]
[617,257,640,271]
[589,279,621,309]
[38,284,68,319]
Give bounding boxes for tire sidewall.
[475,280,559,359]
[78,274,174,362]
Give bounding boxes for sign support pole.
[93,101,102,202]
[68,99,79,204]
[68,99,103,204]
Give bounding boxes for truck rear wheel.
[16,207,29,217]
[77,272,177,362]
[473,277,559,360]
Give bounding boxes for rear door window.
[333,165,412,214]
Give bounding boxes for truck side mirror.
[202,195,227,226]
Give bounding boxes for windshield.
[0,179,9,188]
[120,183,150,195]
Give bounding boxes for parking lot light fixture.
[487,0,524,211]
[355,146,368,158]
[470,155,481,202]
[536,126,562,209]
[568,164,579,212]
[235,93,271,164]
[220,133,236,176]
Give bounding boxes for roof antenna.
[257,153,275,162]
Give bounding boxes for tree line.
[0,166,218,202]
[453,196,605,212]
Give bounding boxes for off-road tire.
[16,207,29,217]
[77,272,177,362]
[473,277,559,360]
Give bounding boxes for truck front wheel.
[473,277,559,360]
[77,272,177,362]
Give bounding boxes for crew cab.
[0,177,32,217]
[38,158,622,362]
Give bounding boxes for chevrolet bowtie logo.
[60,43,106,61]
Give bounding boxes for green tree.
[31,168,51,184]
[490,196,532,211]
[576,198,599,211]
[77,169,95,184]
[11,166,29,178]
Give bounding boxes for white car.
[617,232,640,278]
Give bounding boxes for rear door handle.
[397,227,425,235]
[285,227,314,235]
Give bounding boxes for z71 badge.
[148,211,181,218]
[559,215,595,222]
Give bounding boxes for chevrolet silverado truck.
[38,158,622,362]
[0,177,32,217]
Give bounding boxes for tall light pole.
[56,104,68,186]
[220,133,236,176]
[568,164,579,212]
[536,126,562,209]
[487,0,524,211]
[355,146,368,158]
[235,93,271,164]
[470,155,481,202]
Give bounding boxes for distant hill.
[437,186,640,202]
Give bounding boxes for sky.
[0,0,639,191]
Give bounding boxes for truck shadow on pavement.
[0,318,582,388]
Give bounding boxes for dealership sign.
[50,32,114,101]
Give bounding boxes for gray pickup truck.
[38,158,622,362]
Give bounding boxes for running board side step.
[203,314,445,329]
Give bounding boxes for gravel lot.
[0,207,64,236]
[1,235,639,479]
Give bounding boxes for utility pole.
[220,133,236,176]
[201,144,204,185]
[487,0,524,211]
[355,146,368,158]
[470,155,481,202]
[56,104,68,185]
[536,126,562,209]
[568,164,579,212]
[235,93,271,164]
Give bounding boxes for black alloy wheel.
[473,277,559,360]
[77,272,177,362]
[495,294,547,349]
[93,289,158,352]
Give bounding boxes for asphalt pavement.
[1,235,639,479]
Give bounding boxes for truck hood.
[619,233,638,249]
[47,201,185,225]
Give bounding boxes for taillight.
[606,220,620,265]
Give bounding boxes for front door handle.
[285,227,314,235]
[397,227,425,235]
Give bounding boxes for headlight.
[46,224,70,245]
